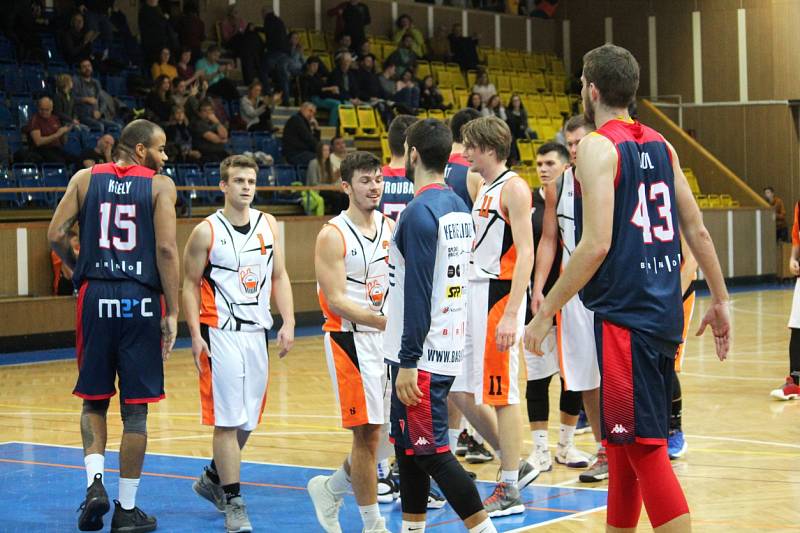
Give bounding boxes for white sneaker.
[528,448,552,472]
[377,476,399,503]
[307,475,344,533]
[555,443,591,468]
[363,516,391,533]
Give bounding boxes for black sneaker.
[110,500,157,533]
[465,438,494,464]
[455,429,470,456]
[77,473,110,531]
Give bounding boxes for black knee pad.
[82,398,110,416]
[415,452,484,520]
[526,375,552,422]
[558,380,582,417]
[120,403,148,435]
[395,447,429,515]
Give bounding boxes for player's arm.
[182,220,212,371]
[153,174,180,359]
[669,144,730,360]
[315,225,387,330]
[680,234,698,295]
[790,202,800,276]
[531,183,558,313]
[266,214,295,357]
[48,168,90,269]
[496,177,534,352]
[466,171,483,204]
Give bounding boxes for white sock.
[358,503,381,530]
[327,465,351,495]
[472,430,484,445]
[494,449,502,461]
[448,429,460,450]
[500,469,518,487]
[459,417,468,431]
[118,477,139,510]
[377,458,391,478]
[84,454,104,487]
[402,520,426,532]
[559,424,576,447]
[469,516,498,533]
[533,430,548,451]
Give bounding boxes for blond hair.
[461,116,512,162]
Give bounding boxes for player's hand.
[396,367,423,406]
[495,313,518,353]
[695,300,731,361]
[530,289,545,315]
[790,258,800,276]
[190,334,210,372]
[524,312,550,356]
[276,324,294,358]
[160,314,178,361]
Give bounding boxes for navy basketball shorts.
[389,365,454,456]
[73,280,165,404]
[594,318,679,446]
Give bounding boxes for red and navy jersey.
[73,163,161,292]
[379,165,415,220]
[444,153,473,208]
[576,119,683,343]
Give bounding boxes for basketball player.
[309,151,392,533]
[772,200,800,400]
[453,116,539,517]
[384,117,497,533]
[525,44,730,532]
[445,108,484,208]
[379,114,417,221]
[48,119,179,533]
[182,155,295,532]
[524,142,586,473]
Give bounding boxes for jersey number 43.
[630,182,674,243]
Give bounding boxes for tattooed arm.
[48,169,90,269]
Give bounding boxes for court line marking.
[135,430,349,445]
[685,434,800,449]
[680,372,777,382]
[507,506,607,531]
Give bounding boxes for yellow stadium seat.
[428,109,445,120]
[382,43,396,58]
[466,70,478,87]
[445,110,455,120]
[338,105,359,136]
[309,31,327,52]
[454,88,469,108]
[530,100,548,119]
[708,194,721,208]
[497,75,511,92]
[319,53,332,72]
[380,134,391,164]
[695,194,710,208]
[516,139,534,165]
[446,62,461,73]
[532,53,547,71]
[720,194,734,208]
[356,106,381,137]
[440,88,455,109]
[556,95,571,115]
[291,29,310,51]
[532,72,546,92]
[417,61,432,80]
[499,91,512,106]
[416,109,429,118]
[545,101,561,118]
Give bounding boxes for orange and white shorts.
[198,325,269,431]
[674,290,696,372]
[555,293,600,392]
[324,331,388,428]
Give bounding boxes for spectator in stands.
[145,75,173,125]
[329,51,362,105]
[427,24,451,62]
[395,68,420,109]
[287,32,306,77]
[240,80,277,132]
[355,54,383,100]
[9,1,47,63]
[165,105,201,163]
[78,1,114,60]
[359,41,372,61]
[196,45,239,101]
[329,136,348,175]
[299,57,341,128]
[393,15,426,57]
[419,75,445,110]
[334,34,354,56]
[472,71,497,105]
[79,134,114,168]
[139,0,175,64]
[61,12,98,65]
[262,9,292,105]
[26,96,73,164]
[191,98,230,163]
[220,4,247,57]
[172,77,206,121]
[765,186,789,242]
[239,23,266,86]
[449,23,479,71]
[386,34,418,77]
[306,141,333,186]
[282,102,320,166]
[485,94,506,120]
[53,74,89,132]
[151,47,178,80]
[73,59,117,131]
[51,230,79,296]
[328,0,370,54]
[176,47,200,83]
[467,92,485,115]
[176,0,205,60]
[506,94,532,142]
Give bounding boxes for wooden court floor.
[1,287,799,531]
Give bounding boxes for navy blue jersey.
[379,165,415,220]
[444,153,473,208]
[73,163,162,292]
[576,120,683,344]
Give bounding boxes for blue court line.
[0,442,606,532]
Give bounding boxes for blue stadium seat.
[3,72,27,95]
[10,96,35,127]
[104,75,126,97]
[256,165,273,202]
[252,133,281,162]
[175,164,203,205]
[203,163,223,203]
[228,131,253,154]
[42,163,70,206]
[0,167,20,206]
[4,128,22,157]
[295,165,308,185]
[13,163,49,207]
[271,165,300,205]
[0,105,13,128]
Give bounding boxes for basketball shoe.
[307,475,344,533]
[555,443,591,468]
[192,467,225,511]
[575,410,591,435]
[377,475,399,503]
[77,473,110,531]
[427,485,446,509]
[465,437,494,463]
[224,496,252,533]
[109,500,156,533]
[527,447,553,473]
[579,448,609,482]
[668,430,688,459]
[363,516,391,533]
[770,376,800,400]
[483,482,525,517]
[455,429,470,456]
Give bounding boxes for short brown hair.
[564,115,595,134]
[340,151,381,184]
[461,116,512,162]
[220,154,258,182]
[583,44,640,109]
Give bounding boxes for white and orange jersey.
[200,209,274,331]
[556,166,578,267]
[318,211,391,333]
[470,170,526,280]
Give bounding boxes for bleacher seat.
[516,140,534,166]
[203,164,223,203]
[228,131,253,153]
[356,106,380,137]
[253,133,281,161]
[42,163,70,206]
[104,75,127,97]
[0,167,19,206]
[175,164,203,205]
[338,105,359,136]
[379,134,390,164]
[12,163,49,207]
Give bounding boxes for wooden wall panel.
[654,4,694,101]
[732,212,758,276]
[531,17,558,55]
[745,5,774,101]
[770,1,800,100]
[681,106,746,179]
[700,6,738,102]
[743,105,799,207]
[608,7,650,100]
[282,2,318,31]
[26,226,52,297]
[501,15,526,51]
[702,211,731,277]
[432,7,464,43]
[561,0,604,78]
[468,11,495,51]
[0,227,18,297]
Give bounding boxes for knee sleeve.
[395,447,429,515]
[120,403,148,435]
[626,443,689,528]
[558,379,581,416]
[82,399,110,416]
[525,375,552,423]
[415,452,484,520]
[606,445,642,528]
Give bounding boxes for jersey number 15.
[99,202,137,251]
[630,182,674,243]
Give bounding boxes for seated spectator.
[506,94,532,141]
[51,230,80,296]
[329,136,348,175]
[61,12,98,65]
[472,70,497,105]
[26,96,73,164]
[392,15,426,57]
[329,51,362,104]
[282,102,320,166]
[145,75,173,125]
[195,45,239,101]
[485,94,506,120]
[395,69,420,109]
[176,47,201,83]
[165,105,202,163]
[386,34,418,77]
[176,0,205,60]
[191,98,230,163]
[151,47,178,80]
[299,57,341,127]
[467,92,485,114]
[53,74,89,132]
[240,81,277,132]
[419,75,445,110]
[334,34,354,56]
[287,32,306,77]
[307,142,348,214]
[449,24,479,71]
[73,59,118,131]
[356,54,383,101]
[427,24,451,62]
[79,134,115,168]
[172,77,206,121]
[220,4,247,56]
[358,41,372,60]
